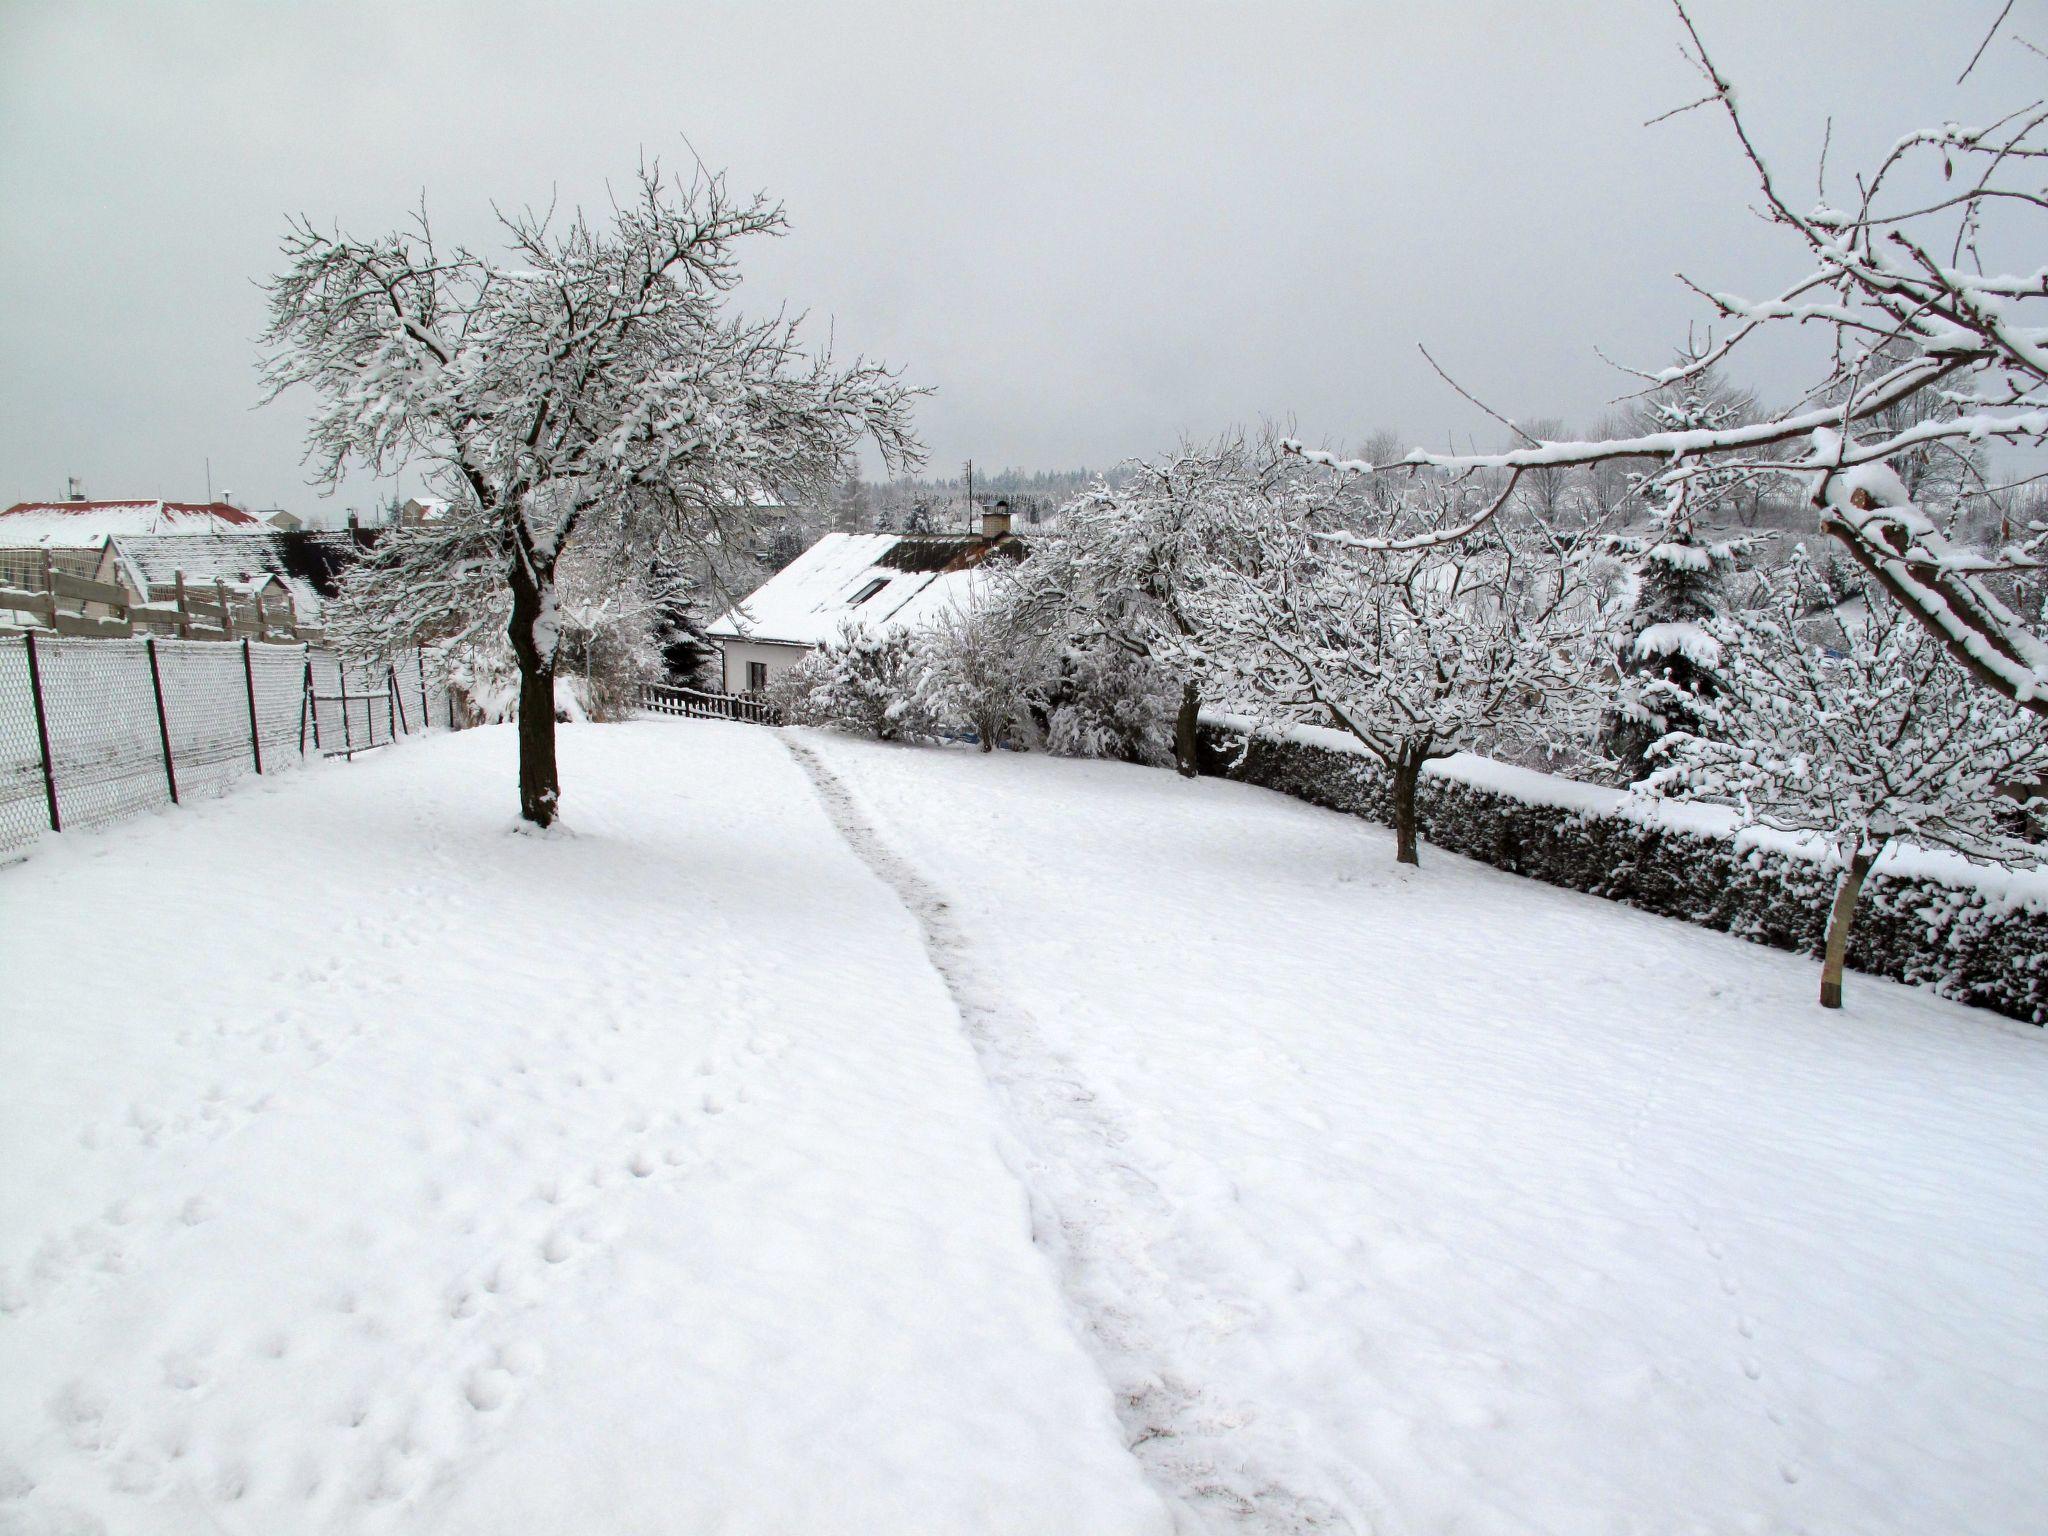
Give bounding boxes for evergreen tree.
[1603,362,1752,779]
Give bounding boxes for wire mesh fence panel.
[0,640,54,851]
[154,639,258,800]
[248,643,311,766]
[32,638,175,832]
[0,635,459,857]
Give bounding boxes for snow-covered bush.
[1644,554,2048,1008]
[912,595,1050,752]
[1042,645,1177,766]
[780,623,932,742]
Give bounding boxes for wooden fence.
[0,551,316,644]
[640,683,783,725]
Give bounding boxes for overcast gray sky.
[1,1,2034,524]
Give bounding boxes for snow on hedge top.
[708,530,1025,647]
[0,500,264,544]
[1205,710,2048,910]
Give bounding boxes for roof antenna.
[205,457,213,505]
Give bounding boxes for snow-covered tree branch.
[1283,0,2048,718]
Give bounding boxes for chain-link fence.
[0,635,455,856]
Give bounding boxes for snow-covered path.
[801,730,2048,1536]
[0,723,1166,1536]
[4,719,2047,1535]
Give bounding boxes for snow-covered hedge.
[1198,714,2048,1025]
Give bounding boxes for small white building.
[707,507,1025,694]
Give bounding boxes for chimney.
[981,500,1012,540]
[66,476,84,502]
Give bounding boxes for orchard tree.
[1019,441,1266,776]
[1287,0,2048,717]
[262,163,922,826]
[1194,474,1615,866]
[1647,554,2048,1009]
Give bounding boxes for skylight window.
[851,577,889,605]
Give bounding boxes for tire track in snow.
[784,736,1392,1536]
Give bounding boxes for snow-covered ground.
[4,720,2047,1535]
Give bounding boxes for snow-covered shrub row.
[771,606,1179,761]
[1198,716,2048,1025]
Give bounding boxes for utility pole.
[964,459,973,533]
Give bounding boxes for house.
[706,506,1026,694]
[398,497,451,527]
[110,530,369,637]
[0,493,373,639]
[0,499,263,594]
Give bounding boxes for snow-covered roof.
[108,530,370,616]
[707,530,1027,647]
[0,500,264,544]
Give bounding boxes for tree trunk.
[1818,845,1878,1009]
[1173,680,1201,779]
[507,558,561,828]
[1391,755,1422,866]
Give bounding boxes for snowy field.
[3,720,2046,1535]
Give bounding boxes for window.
[747,661,768,693]
[850,578,889,605]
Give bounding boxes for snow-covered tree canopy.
[1017,440,1268,774]
[1190,469,1617,862]
[1646,550,2048,1005]
[1284,0,2048,718]
[1649,555,2048,866]
[261,162,923,823]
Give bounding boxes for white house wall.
[720,639,811,695]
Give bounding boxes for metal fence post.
[241,637,264,774]
[340,660,354,755]
[388,664,408,735]
[22,631,60,832]
[418,650,430,732]
[146,636,179,804]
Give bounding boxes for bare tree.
[263,163,922,825]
